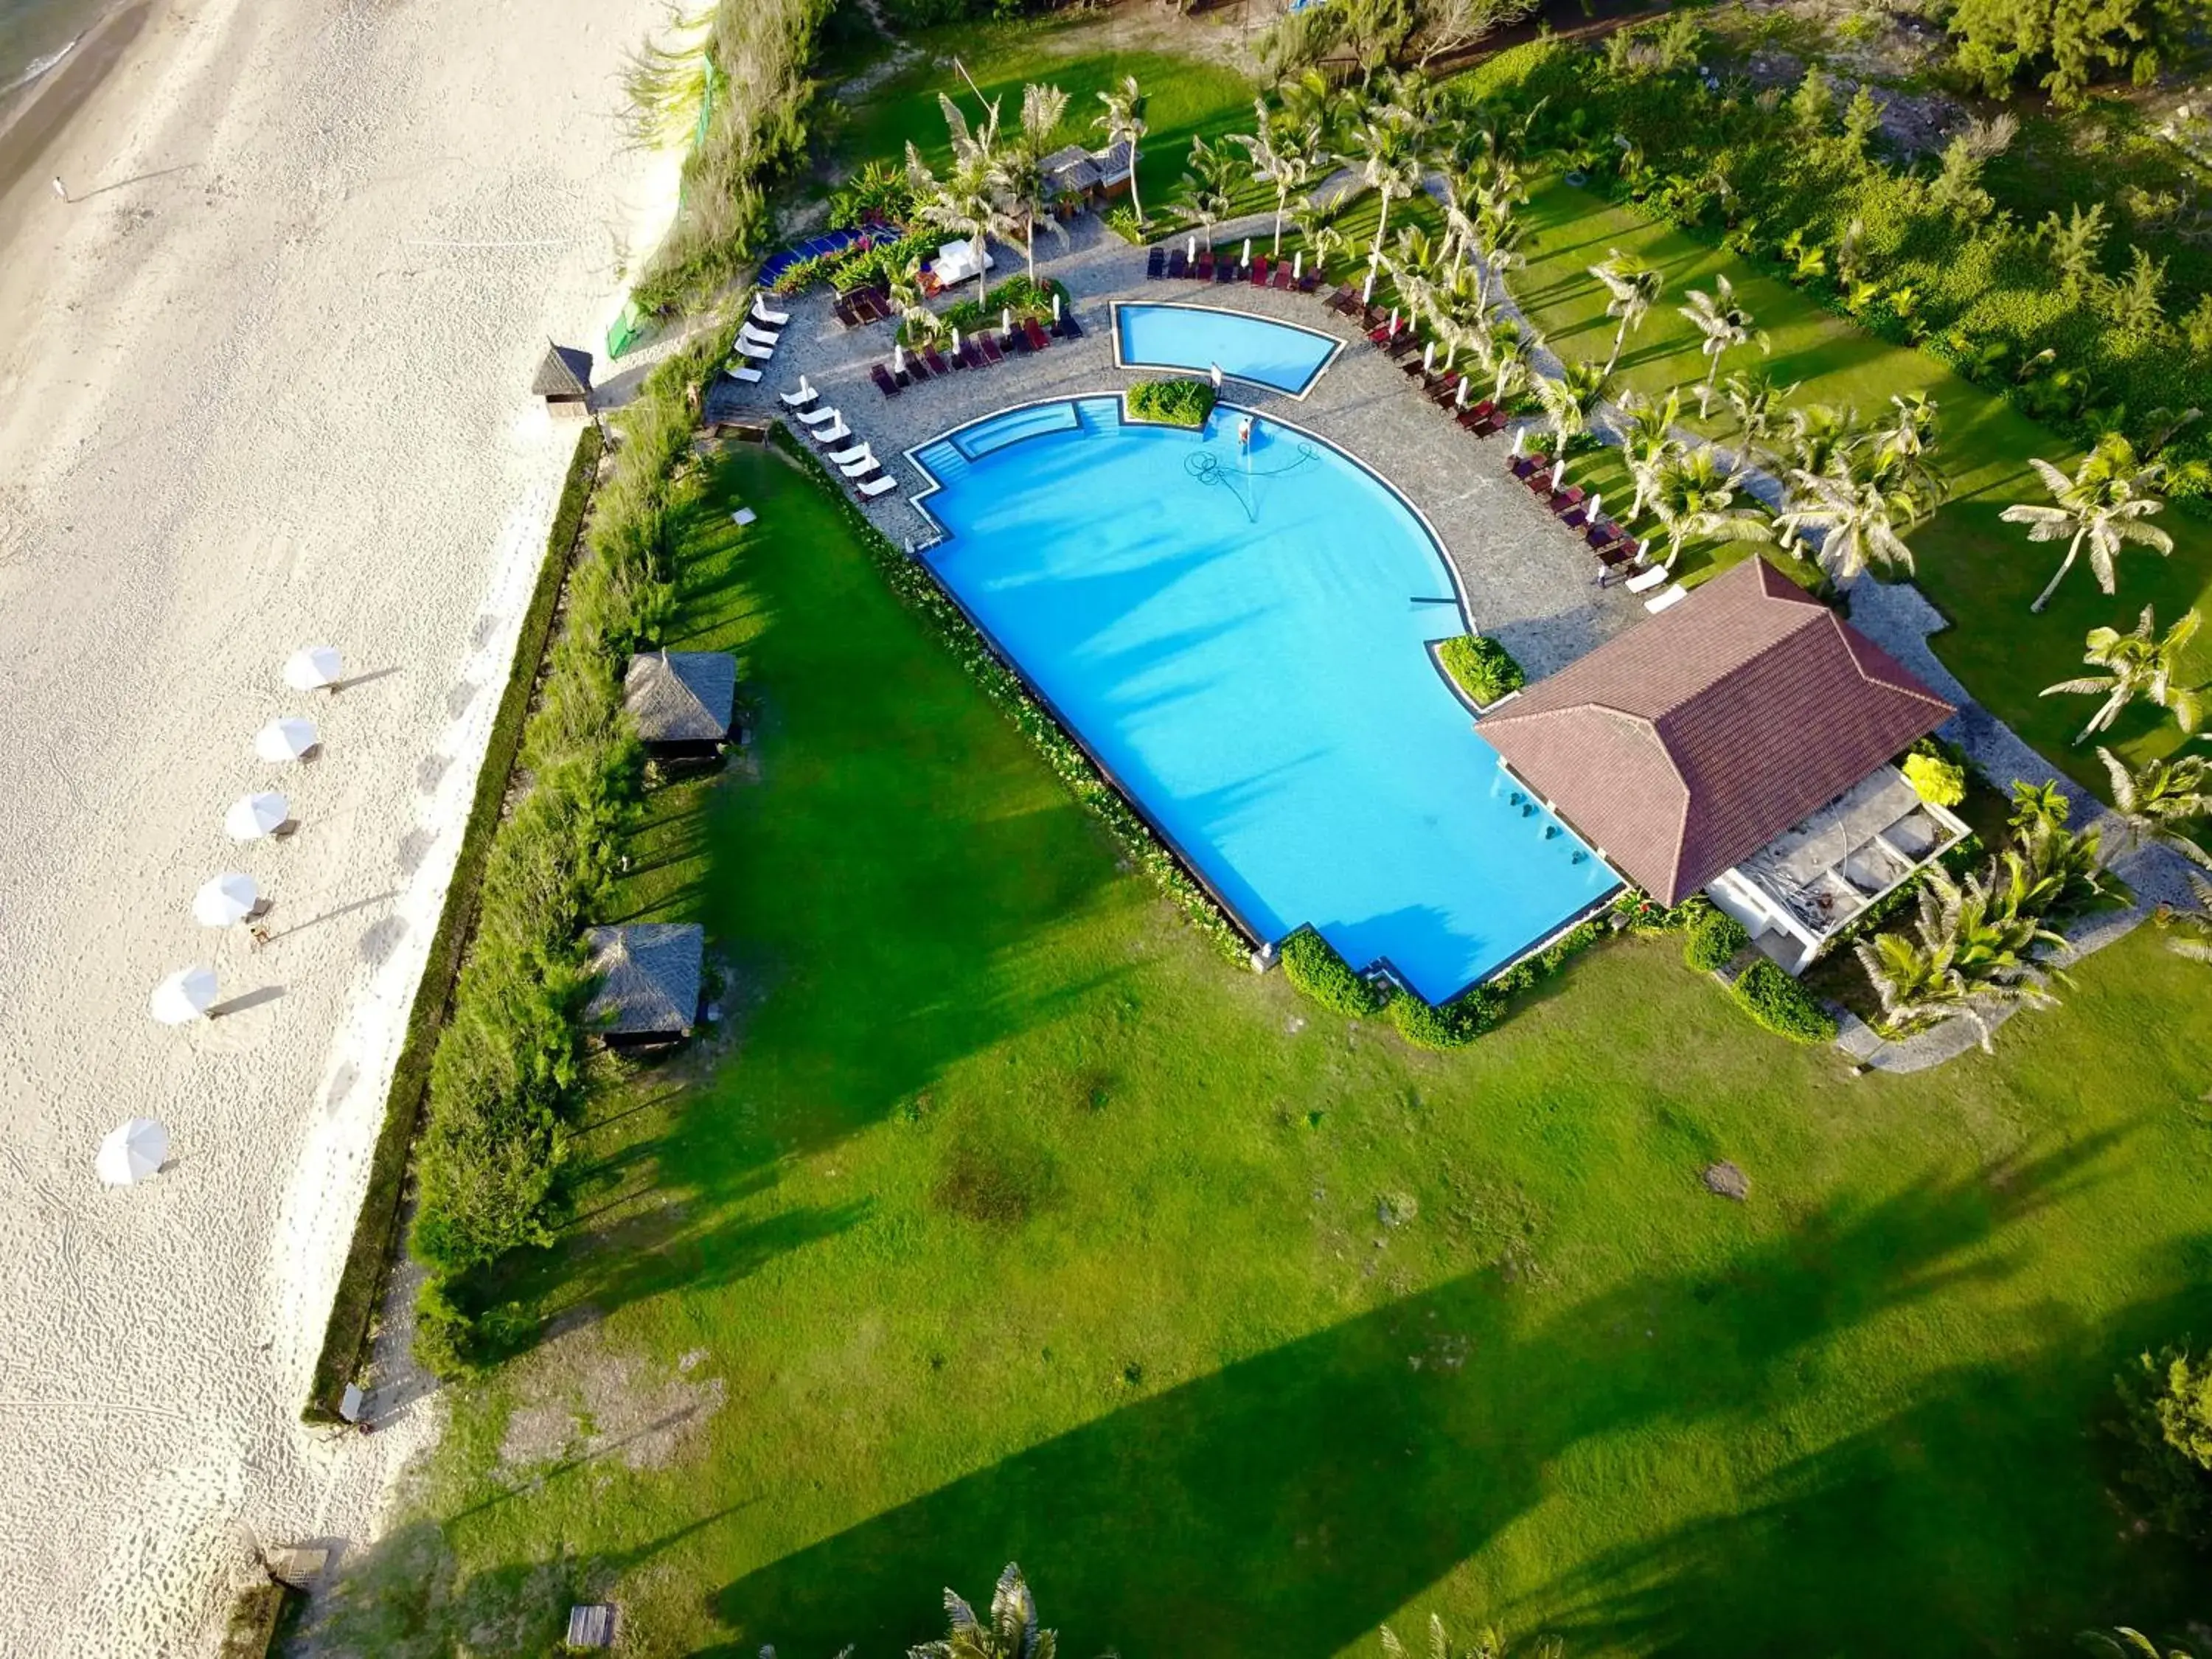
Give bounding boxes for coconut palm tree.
[2042,606,2204,743]
[1229,103,1328,257]
[1854,866,2064,1051]
[1781,401,1865,480]
[1173,134,1240,255]
[2001,434,2177,613]
[1871,390,1948,518]
[1677,274,1767,418]
[1093,76,1148,229]
[996,82,1072,285]
[1644,448,1773,570]
[1721,366,1796,468]
[1615,386,1685,521]
[1588,248,1663,378]
[1533,361,1610,448]
[1486,319,1542,408]
[906,139,998,302]
[2098,746,2212,861]
[2159,870,2212,964]
[1774,467,1921,581]
[1340,109,1425,260]
[909,1563,1055,1659]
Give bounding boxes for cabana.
[582,924,705,1043]
[1090,138,1135,199]
[532,344,594,417]
[623,649,736,759]
[1040,145,1105,214]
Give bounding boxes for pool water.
[1114,302,1342,398]
[914,397,1618,1004]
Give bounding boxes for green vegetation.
[1436,633,1525,706]
[1279,925,1383,1018]
[1126,376,1216,428]
[1683,908,1750,973]
[1904,745,1969,810]
[1729,958,1841,1043]
[319,443,2212,1659]
[2115,1345,2212,1542]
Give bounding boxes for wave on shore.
[3,33,76,97]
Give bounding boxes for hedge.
[1127,378,1217,428]
[1731,957,1841,1043]
[302,421,602,1421]
[1437,633,1526,706]
[1279,926,1385,1018]
[1683,906,1750,972]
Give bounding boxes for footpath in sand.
[0,0,674,1649]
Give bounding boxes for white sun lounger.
[1624,562,1670,594]
[810,417,851,445]
[838,448,880,478]
[796,403,840,428]
[1645,582,1688,613]
[857,473,898,498]
[752,295,793,327]
[740,321,781,347]
[734,340,775,362]
[826,439,872,466]
[779,378,818,408]
[728,366,762,383]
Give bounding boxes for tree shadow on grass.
[698,1137,2121,1658]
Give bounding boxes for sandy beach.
[0,0,676,1649]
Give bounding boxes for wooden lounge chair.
[1456,400,1496,431]
[1213,260,1237,284]
[1551,484,1586,517]
[1249,257,1269,285]
[1023,319,1051,352]
[1166,250,1189,279]
[1428,375,1464,406]
[1055,313,1083,339]
[1297,267,1320,293]
[833,295,859,327]
[1508,451,1546,479]
[924,347,949,375]
[1401,355,1429,378]
[1147,247,1166,279]
[979,333,1004,364]
[1273,263,1293,291]
[1385,333,1420,360]
[871,364,900,397]
[1326,285,1357,314]
[1194,253,1214,280]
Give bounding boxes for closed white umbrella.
[1293,252,1303,282]
[1587,492,1604,522]
[1241,237,1252,265]
[192,872,258,928]
[1455,378,1472,409]
[225,791,289,841]
[96,1118,170,1186]
[1186,234,1195,260]
[150,966,218,1025]
[1550,456,1567,491]
[1052,292,1062,324]
[892,343,905,375]
[1422,341,1435,372]
[282,644,343,692]
[254,717,318,763]
[1001,307,1012,337]
[1510,426,1525,457]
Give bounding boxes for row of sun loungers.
[1146,245,1320,293]
[833,286,892,328]
[777,379,897,497]
[724,293,796,383]
[867,313,1077,398]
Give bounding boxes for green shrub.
[1684,907,1751,971]
[1279,927,1384,1018]
[1385,987,1494,1049]
[1904,744,1969,808]
[2115,1344,2212,1543]
[1731,958,1840,1043]
[1127,378,1217,428]
[1437,633,1526,705]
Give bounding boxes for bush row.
[405,324,741,1376]
[1683,905,1750,973]
[1731,958,1841,1043]
[768,425,1251,967]
[1437,633,1526,706]
[1127,378,1217,428]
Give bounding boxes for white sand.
[0,0,681,1649]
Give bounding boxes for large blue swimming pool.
[1114,302,1342,397]
[914,397,1618,1003]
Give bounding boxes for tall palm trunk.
[1604,317,1630,380]
[1273,190,1287,256]
[1699,352,1722,418]
[1128,145,1144,227]
[2032,526,2088,613]
[1371,189,1393,258]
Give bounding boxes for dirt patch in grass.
[496,1321,728,1477]
[931,1134,1060,1226]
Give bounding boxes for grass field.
[313,444,2212,1659]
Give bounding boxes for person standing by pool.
[1237,415,1253,448]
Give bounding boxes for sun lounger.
[827,438,871,466]
[872,364,900,397]
[1055,312,1082,339]
[924,347,949,375]
[1297,267,1319,293]
[1326,285,1356,314]
[1385,334,1420,360]
[838,448,880,478]
[779,379,818,409]
[1508,451,1546,479]
[1455,400,1496,430]
[1023,319,1050,352]
[1147,247,1166,279]
[833,295,859,327]
[1586,520,1624,552]
[729,366,762,384]
[1249,257,1269,285]
[810,417,850,445]
[1194,253,1214,280]
[751,294,791,327]
[1625,561,1671,594]
[1645,582,1688,613]
[1166,250,1188,279]
[1272,263,1293,291]
[858,472,899,498]
[734,339,775,362]
[741,321,781,345]
[980,333,1004,364]
[1551,484,1586,516]
[1560,500,1589,528]
[1213,260,1237,284]
[796,403,839,428]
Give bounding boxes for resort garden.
[305,4,2212,1656]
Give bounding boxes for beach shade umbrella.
[1293,252,1303,282]
[1241,237,1252,265]
[1001,307,1012,336]
[283,645,343,692]
[96,1118,170,1186]
[1361,268,1377,305]
[1587,492,1603,521]
[892,343,905,376]
[224,791,289,841]
[1387,307,1399,335]
[950,327,961,358]
[254,717,318,764]
[1422,341,1435,373]
[192,872,258,928]
[1455,378,1472,409]
[149,966,218,1026]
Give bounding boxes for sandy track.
[0,0,672,1649]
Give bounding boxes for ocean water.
[0,0,105,119]
[915,396,1620,1004]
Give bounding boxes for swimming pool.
[1113,302,1343,398]
[911,397,1619,1004]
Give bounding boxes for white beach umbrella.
[149,966,218,1025]
[254,717,318,763]
[1510,426,1525,457]
[1387,307,1399,335]
[1455,378,1472,409]
[1293,252,1303,281]
[282,644,344,692]
[1001,307,1012,336]
[95,1118,170,1186]
[1361,268,1377,305]
[951,327,961,357]
[225,791,290,841]
[1587,492,1603,522]
[1241,237,1252,265]
[892,343,905,375]
[192,872,259,928]
[1422,341,1435,372]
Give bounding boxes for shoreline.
[0,0,147,239]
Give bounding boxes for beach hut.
[1090,137,1135,200]
[532,344,594,418]
[582,924,705,1044]
[623,649,736,759]
[1040,144,1104,214]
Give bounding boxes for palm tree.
[1774,467,1921,582]
[2000,434,2177,612]
[906,139,998,301]
[1533,361,1610,448]
[1644,448,1773,570]
[2098,746,2212,861]
[1854,866,2064,1051]
[998,82,1071,285]
[1093,76,1148,229]
[1721,366,1796,468]
[1588,248,1663,378]
[1615,386,1684,521]
[1381,1615,1563,1659]
[1677,274,1766,418]
[909,1563,1055,1659]
[2158,869,2212,964]
[1782,400,1865,480]
[2079,1624,2205,1659]
[1230,102,1328,256]
[2041,606,2203,743]
[1173,134,1239,254]
[1871,391,1947,518]
[1340,110,1425,260]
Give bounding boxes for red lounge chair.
[1194,254,1214,280]
[1456,400,1496,430]
[1401,355,1429,378]
[1272,264,1293,291]
[1023,319,1051,352]
[1385,333,1420,360]
[1326,285,1357,314]
[871,364,900,397]
[1249,257,1269,285]
[924,347,949,375]
[833,295,859,327]
[979,333,1004,364]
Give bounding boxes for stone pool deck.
[714,214,1643,681]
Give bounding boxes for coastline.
[0,0,147,240]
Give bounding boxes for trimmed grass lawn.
[316,445,2212,1659]
[1507,178,2212,791]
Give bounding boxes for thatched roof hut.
[532,344,594,415]
[624,650,736,749]
[582,924,704,1040]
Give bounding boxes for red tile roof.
[1478,559,1954,904]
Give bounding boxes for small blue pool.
[1114,302,1342,398]
[913,398,1618,1004]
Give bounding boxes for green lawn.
[1506,178,2212,791]
[313,445,2212,1659]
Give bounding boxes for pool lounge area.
[910,395,1620,1004]
[1113,302,1343,399]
